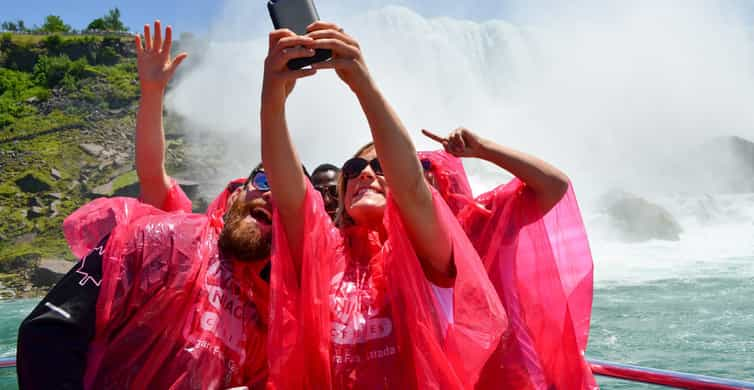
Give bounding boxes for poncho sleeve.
[63,177,191,259]
[93,212,207,334]
[268,182,340,389]
[382,187,507,389]
[159,177,193,213]
[466,179,597,390]
[63,197,151,260]
[84,211,219,389]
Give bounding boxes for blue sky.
[5,0,754,39]
[1,0,221,36]
[1,0,514,37]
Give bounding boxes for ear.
[227,189,241,206]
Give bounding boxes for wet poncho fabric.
[267,180,507,389]
[159,177,194,213]
[419,151,597,389]
[64,178,270,389]
[63,178,193,259]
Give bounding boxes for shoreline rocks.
[602,190,683,242]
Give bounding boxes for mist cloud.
[167,0,754,199]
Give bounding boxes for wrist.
[476,138,496,160]
[140,82,166,95]
[261,83,288,111]
[261,95,286,117]
[351,75,378,100]
[260,95,286,120]
[140,87,165,101]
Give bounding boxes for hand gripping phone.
[267,0,332,69]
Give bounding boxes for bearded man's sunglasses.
[245,168,270,192]
[236,165,310,193]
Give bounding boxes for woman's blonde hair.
[334,142,375,227]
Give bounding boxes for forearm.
[477,139,569,210]
[354,82,453,276]
[260,102,307,213]
[354,81,429,206]
[260,99,307,270]
[135,90,170,207]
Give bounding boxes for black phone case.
[268,0,332,70]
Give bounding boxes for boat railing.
[1,356,753,388]
[0,357,14,369]
[588,358,754,389]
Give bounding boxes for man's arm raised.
[134,20,187,208]
[260,30,318,272]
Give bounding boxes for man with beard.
[17,21,282,389]
[67,166,277,389]
[17,170,275,389]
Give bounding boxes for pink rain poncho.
[267,179,507,389]
[63,178,271,389]
[419,151,597,389]
[64,178,193,259]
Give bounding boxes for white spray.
[168,0,754,283]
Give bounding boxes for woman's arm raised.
[309,22,454,280]
[423,127,569,214]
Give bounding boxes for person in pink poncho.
[19,21,277,389]
[420,127,597,389]
[16,20,193,389]
[260,22,507,389]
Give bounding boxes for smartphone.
[268,0,332,70]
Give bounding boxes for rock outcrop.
[15,172,52,193]
[32,259,74,287]
[602,190,682,242]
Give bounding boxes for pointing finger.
[421,129,446,143]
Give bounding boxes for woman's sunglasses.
[341,157,432,180]
[342,157,383,180]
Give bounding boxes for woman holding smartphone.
[260,22,507,389]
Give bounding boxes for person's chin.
[349,199,386,221]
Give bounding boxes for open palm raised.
[135,20,188,92]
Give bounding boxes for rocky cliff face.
[0,34,199,296]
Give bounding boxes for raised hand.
[262,29,318,106]
[307,22,372,94]
[135,20,188,93]
[422,127,486,158]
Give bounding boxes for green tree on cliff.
[39,15,71,33]
[87,8,128,32]
[2,20,28,32]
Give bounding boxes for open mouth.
[250,207,272,225]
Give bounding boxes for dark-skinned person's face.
[313,169,339,219]
[218,173,273,262]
